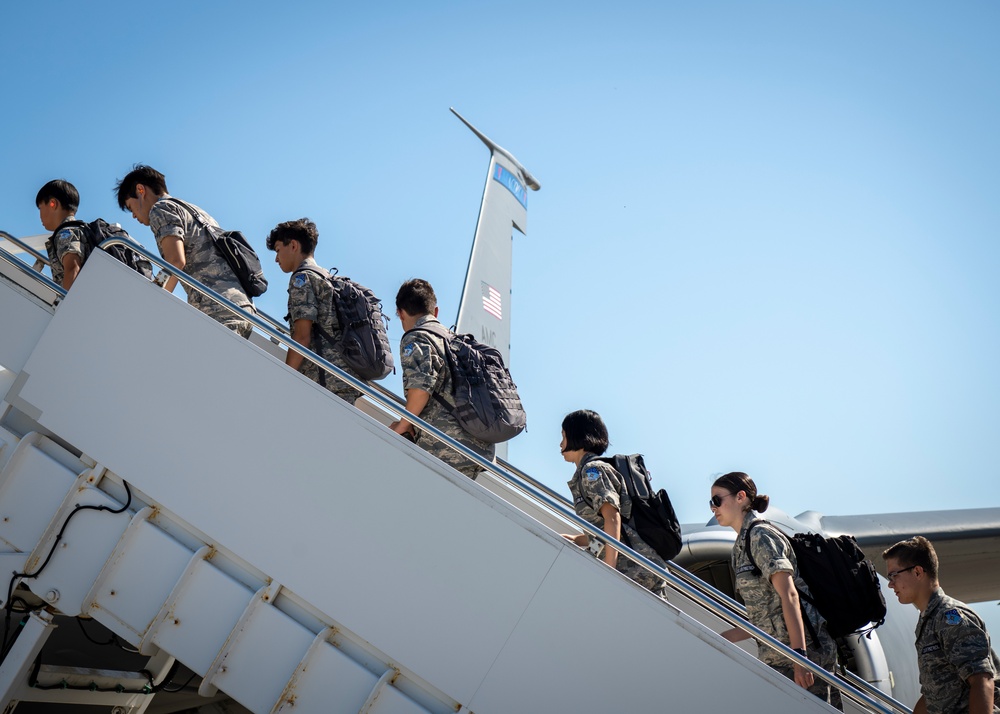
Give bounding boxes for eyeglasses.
[887,565,916,582]
[709,492,734,509]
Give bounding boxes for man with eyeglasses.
[883,536,999,714]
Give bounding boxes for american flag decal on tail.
[482,282,502,320]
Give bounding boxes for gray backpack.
[406,321,526,443]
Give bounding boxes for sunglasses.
[709,492,734,509]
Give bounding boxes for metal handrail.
[17,240,910,713]
[0,245,65,299]
[0,230,50,268]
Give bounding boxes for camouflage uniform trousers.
[193,292,254,338]
[300,356,362,404]
[769,635,843,710]
[617,522,668,598]
[414,404,495,480]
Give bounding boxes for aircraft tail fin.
[452,108,540,371]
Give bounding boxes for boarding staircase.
[0,237,910,714]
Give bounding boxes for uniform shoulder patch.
[944,609,963,625]
[292,273,307,288]
[584,466,601,481]
[57,228,73,240]
[403,343,415,357]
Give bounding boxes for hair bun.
[753,494,770,513]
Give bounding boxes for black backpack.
[55,219,154,281]
[163,198,268,298]
[592,454,683,562]
[406,321,526,443]
[296,266,394,381]
[744,520,887,639]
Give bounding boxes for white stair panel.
[273,639,380,714]
[0,262,55,373]
[0,434,83,552]
[25,485,134,617]
[210,596,315,713]
[89,514,196,641]
[146,555,254,674]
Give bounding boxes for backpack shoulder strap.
[404,320,451,341]
[742,518,779,576]
[293,264,329,280]
[158,197,207,228]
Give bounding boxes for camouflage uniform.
[148,196,252,337]
[286,257,362,404]
[915,586,1000,713]
[45,219,89,288]
[399,315,495,479]
[568,454,667,597]
[733,512,842,709]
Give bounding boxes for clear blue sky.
[2,3,997,596]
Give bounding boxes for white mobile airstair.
[0,238,910,713]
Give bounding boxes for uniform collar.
[414,314,440,328]
[736,509,758,538]
[53,215,78,234]
[919,586,946,620]
[297,256,319,271]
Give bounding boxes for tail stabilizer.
[452,108,540,370]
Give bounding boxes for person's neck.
[915,583,938,613]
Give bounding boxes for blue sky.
[2,2,998,595]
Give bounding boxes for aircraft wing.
[815,508,1000,604]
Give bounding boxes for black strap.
[159,197,211,230]
[743,520,821,646]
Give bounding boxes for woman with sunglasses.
[559,410,667,597]
[710,472,842,709]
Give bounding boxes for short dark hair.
[36,179,79,212]
[267,218,318,255]
[114,164,168,210]
[882,536,939,580]
[713,472,770,513]
[396,279,437,317]
[561,409,610,455]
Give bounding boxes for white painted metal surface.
[0,252,847,712]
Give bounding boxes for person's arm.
[721,627,753,643]
[392,388,430,435]
[158,235,186,293]
[60,253,82,290]
[912,694,927,714]
[771,571,814,690]
[598,502,621,568]
[286,318,313,371]
[967,672,995,714]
